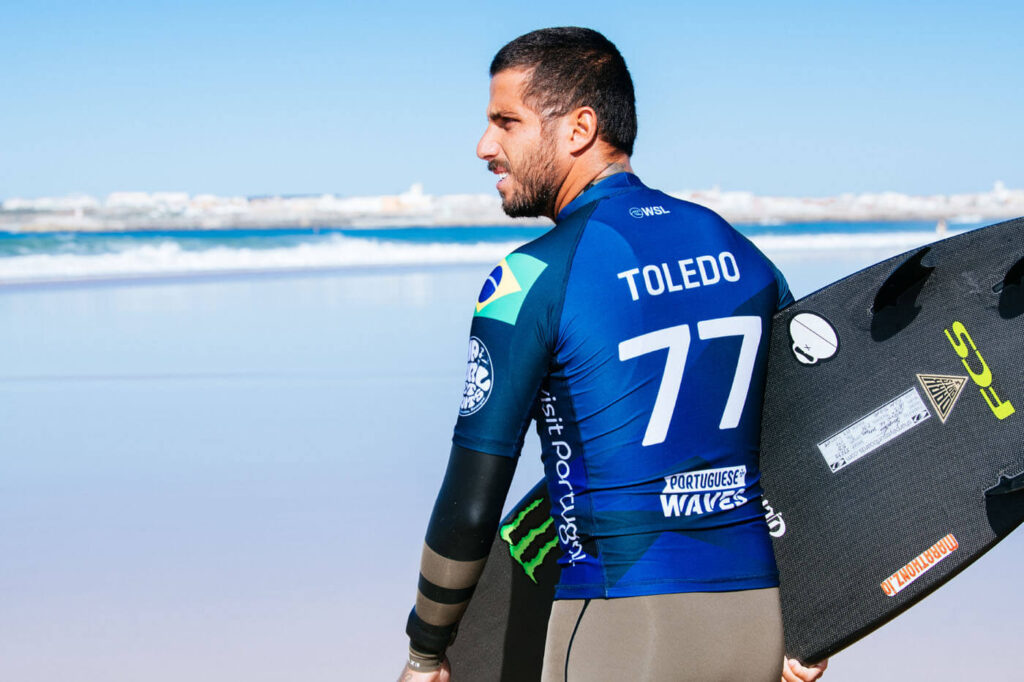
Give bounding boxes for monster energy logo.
[499,497,559,583]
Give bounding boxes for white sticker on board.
[789,313,839,365]
[762,498,787,538]
[817,388,931,473]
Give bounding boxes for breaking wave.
[0,229,962,286]
[0,235,524,285]
[752,229,960,256]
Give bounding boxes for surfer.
[401,27,828,682]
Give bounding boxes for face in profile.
[476,68,564,218]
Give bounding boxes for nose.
[476,125,499,161]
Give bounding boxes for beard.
[491,136,561,218]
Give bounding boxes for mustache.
[487,159,510,174]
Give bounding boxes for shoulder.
[590,183,733,230]
[472,246,551,328]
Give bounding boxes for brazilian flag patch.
[474,253,547,325]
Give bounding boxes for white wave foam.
[750,230,957,254]
[0,230,960,285]
[0,235,523,285]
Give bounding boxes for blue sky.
[2,1,1022,199]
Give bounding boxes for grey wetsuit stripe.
[419,543,487,590]
[564,599,590,682]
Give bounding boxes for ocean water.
[2,221,1022,681]
[0,220,985,286]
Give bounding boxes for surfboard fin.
[871,248,935,341]
[984,470,1024,537]
[994,255,1024,319]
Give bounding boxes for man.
[401,27,828,682]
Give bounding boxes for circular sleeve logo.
[459,336,493,416]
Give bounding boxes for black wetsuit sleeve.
[407,239,574,663]
[406,444,517,658]
[425,444,518,558]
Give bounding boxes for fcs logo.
[944,321,1015,420]
[629,206,672,219]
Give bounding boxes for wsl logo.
[629,205,672,219]
[459,336,493,416]
[474,253,547,325]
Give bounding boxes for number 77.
[618,316,762,446]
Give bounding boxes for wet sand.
[1,257,1021,680]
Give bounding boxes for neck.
[551,157,633,219]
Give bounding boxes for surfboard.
[446,217,1024,679]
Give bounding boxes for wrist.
[407,646,442,673]
[405,607,457,658]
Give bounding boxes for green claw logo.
[500,498,559,583]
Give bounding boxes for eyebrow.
[488,110,518,122]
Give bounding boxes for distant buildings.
[678,182,1024,224]
[2,182,1022,232]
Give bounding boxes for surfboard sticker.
[880,534,959,597]
[789,312,839,365]
[817,388,931,472]
[916,374,969,423]
[762,498,787,538]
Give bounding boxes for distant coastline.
[3,181,1022,233]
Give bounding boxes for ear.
[566,106,598,154]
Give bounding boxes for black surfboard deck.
[447,217,1024,679]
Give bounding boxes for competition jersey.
[453,173,793,599]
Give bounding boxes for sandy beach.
[2,254,1022,680]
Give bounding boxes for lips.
[488,160,510,190]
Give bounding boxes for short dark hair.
[490,27,637,156]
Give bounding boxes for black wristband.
[406,607,458,656]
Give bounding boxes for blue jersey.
[453,173,793,599]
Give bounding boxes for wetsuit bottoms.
[540,588,784,682]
